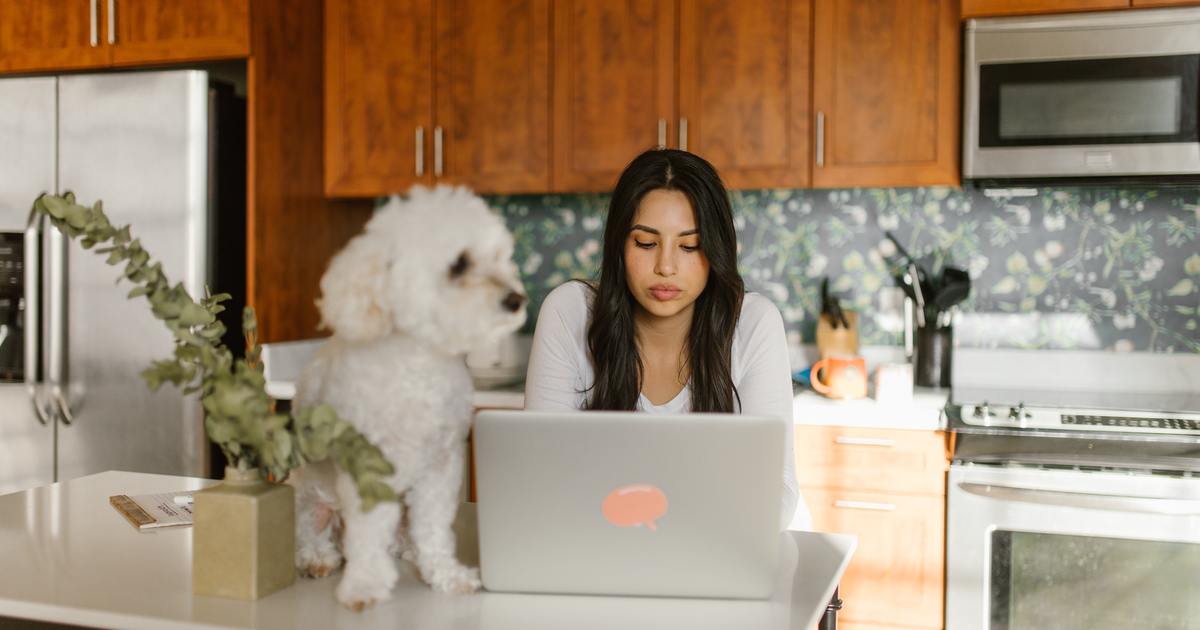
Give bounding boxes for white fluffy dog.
[291,185,527,610]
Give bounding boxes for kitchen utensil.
[819,278,850,329]
[908,263,927,327]
[932,266,971,311]
[810,356,868,400]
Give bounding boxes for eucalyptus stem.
[32,193,397,510]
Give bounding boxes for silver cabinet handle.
[107,0,116,44]
[657,119,667,149]
[90,0,99,46]
[678,118,688,152]
[415,126,425,176]
[835,500,897,512]
[24,213,48,426]
[47,228,69,425]
[834,436,897,447]
[434,126,443,177]
[958,482,1200,516]
[815,111,825,167]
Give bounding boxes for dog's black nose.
[502,291,526,313]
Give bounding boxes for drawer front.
[795,426,947,495]
[806,488,945,629]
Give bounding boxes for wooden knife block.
[816,310,859,359]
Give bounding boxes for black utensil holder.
[915,325,952,388]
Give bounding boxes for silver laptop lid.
[474,410,785,599]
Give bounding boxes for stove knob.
[973,403,992,423]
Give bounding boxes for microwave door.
[969,54,1200,178]
[0,76,57,495]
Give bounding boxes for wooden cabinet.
[0,0,110,73]
[796,425,948,630]
[555,0,812,192]
[437,0,552,193]
[811,0,959,188]
[552,0,675,192]
[324,0,434,196]
[678,0,812,190]
[963,0,1128,16]
[110,0,249,66]
[325,0,552,197]
[0,0,248,74]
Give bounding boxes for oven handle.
[958,482,1200,516]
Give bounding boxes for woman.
[524,149,807,530]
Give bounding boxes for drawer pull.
[834,436,897,447]
[834,500,897,512]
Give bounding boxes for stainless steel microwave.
[964,7,1200,180]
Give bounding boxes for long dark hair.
[584,149,744,413]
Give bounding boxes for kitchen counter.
[0,471,857,630]
[791,387,949,431]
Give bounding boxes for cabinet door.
[325,0,434,197]
[962,0,1128,17]
[553,0,676,192]
[109,0,249,66]
[805,488,945,629]
[0,0,110,73]
[678,0,811,189]
[435,0,551,193]
[812,0,959,187]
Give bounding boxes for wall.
[487,185,1200,353]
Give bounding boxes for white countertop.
[0,471,856,630]
[791,387,949,431]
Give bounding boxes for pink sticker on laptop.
[602,484,668,531]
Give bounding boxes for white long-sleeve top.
[523,282,809,531]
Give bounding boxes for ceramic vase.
[192,466,295,599]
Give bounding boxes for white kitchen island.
[0,471,855,630]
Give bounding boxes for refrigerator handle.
[47,227,73,425]
[23,211,49,426]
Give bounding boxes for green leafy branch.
[32,193,397,510]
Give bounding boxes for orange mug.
[811,356,868,400]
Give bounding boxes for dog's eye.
[449,251,471,278]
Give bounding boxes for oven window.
[979,55,1199,147]
[989,531,1200,629]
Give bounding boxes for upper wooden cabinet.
[325,0,552,197]
[963,0,1128,17]
[436,0,551,193]
[0,0,248,74]
[324,0,434,196]
[109,0,249,66]
[0,0,110,73]
[811,0,959,188]
[678,0,812,190]
[552,0,676,192]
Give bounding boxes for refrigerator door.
[0,77,57,495]
[55,71,209,482]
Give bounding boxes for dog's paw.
[335,571,395,611]
[426,564,482,594]
[296,544,343,578]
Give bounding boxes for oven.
[947,463,1200,629]
[964,6,1200,180]
[944,356,1200,630]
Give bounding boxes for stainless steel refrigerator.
[0,69,245,496]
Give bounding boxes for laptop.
[473,409,785,599]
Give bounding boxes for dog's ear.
[316,233,392,341]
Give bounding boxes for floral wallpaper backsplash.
[485,186,1200,353]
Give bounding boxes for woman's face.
[623,189,710,322]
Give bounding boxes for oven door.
[964,9,1200,178]
[946,464,1200,630]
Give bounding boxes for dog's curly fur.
[290,185,526,610]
